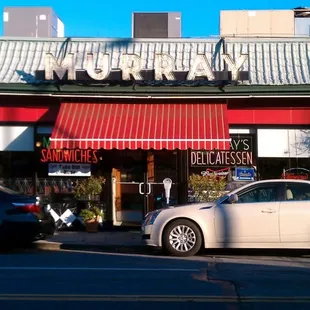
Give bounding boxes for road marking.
[0,294,309,303]
[0,267,199,272]
[56,249,310,266]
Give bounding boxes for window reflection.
[236,186,278,203]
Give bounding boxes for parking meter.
[163,178,172,206]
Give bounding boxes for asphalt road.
[0,249,310,310]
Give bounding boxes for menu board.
[48,163,91,176]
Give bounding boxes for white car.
[141,179,310,256]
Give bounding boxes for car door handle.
[261,208,276,213]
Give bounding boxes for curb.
[32,241,161,255]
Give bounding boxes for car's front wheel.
[162,219,202,257]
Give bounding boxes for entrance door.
[111,169,147,226]
[112,168,177,226]
[111,150,178,226]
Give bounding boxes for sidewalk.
[33,230,154,254]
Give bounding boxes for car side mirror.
[228,194,238,204]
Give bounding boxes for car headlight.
[144,210,162,225]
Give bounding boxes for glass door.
[112,168,150,226]
[111,150,179,226]
[112,169,178,226]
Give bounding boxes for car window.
[235,185,278,204]
[285,183,310,201]
[0,189,11,202]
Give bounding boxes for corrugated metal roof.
[0,37,309,85]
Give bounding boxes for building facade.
[220,7,310,37]
[132,12,181,38]
[3,6,65,38]
[0,37,309,226]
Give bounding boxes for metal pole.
[33,124,38,196]
[33,171,37,196]
[143,172,148,218]
[35,15,38,38]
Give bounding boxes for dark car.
[0,185,55,246]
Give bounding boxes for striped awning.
[50,102,230,150]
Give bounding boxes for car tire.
[162,219,202,257]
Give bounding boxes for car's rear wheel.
[162,219,202,257]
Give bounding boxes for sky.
[0,1,307,38]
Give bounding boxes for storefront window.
[153,150,178,182]
[258,158,310,179]
[188,133,257,201]
[152,151,178,208]
[0,152,35,178]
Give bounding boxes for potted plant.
[73,176,106,233]
[79,206,104,233]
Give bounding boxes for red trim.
[1,103,308,126]
[50,103,230,150]
[0,107,58,122]
[228,108,310,125]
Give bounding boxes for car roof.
[253,179,310,184]
[229,179,310,195]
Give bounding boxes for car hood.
[162,201,216,211]
[11,194,37,203]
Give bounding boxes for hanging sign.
[200,167,231,177]
[48,163,91,176]
[235,167,255,181]
[281,168,310,180]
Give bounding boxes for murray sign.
[40,52,249,82]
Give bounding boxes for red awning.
[50,103,230,150]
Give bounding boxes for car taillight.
[9,203,41,214]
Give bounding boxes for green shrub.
[189,174,227,202]
[74,176,106,204]
[80,206,104,222]
[74,176,106,222]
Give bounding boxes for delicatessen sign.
[191,150,252,166]
[190,136,253,167]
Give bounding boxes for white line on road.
[0,267,200,272]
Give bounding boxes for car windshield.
[0,185,20,195]
[214,181,255,204]
[215,194,229,204]
[213,186,237,204]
